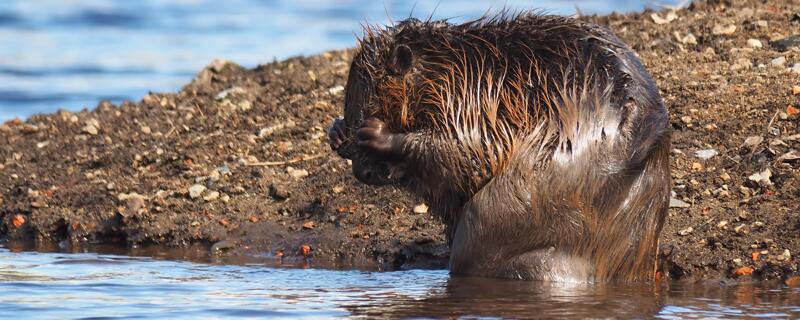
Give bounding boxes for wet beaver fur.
[328,13,670,282]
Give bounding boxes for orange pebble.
[11,215,24,228]
[735,266,754,276]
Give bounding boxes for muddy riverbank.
[1,0,799,281]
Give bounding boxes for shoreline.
[1,0,799,281]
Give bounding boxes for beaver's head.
[332,19,433,185]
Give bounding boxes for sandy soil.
[1,0,799,281]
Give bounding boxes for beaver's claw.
[328,117,347,151]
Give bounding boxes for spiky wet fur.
[339,12,671,282]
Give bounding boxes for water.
[1,246,799,319]
[0,0,686,121]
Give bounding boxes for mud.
[1,0,799,281]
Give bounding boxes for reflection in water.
[0,246,798,319]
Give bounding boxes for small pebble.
[742,136,763,149]
[270,183,291,200]
[694,149,718,160]
[746,38,762,48]
[203,191,220,202]
[188,184,206,199]
[778,249,791,261]
[712,24,736,35]
[670,198,691,208]
[771,56,786,67]
[81,125,98,135]
[210,240,234,252]
[747,168,772,184]
[413,203,429,214]
[777,151,800,163]
[651,11,677,24]
[678,227,693,236]
[287,166,309,179]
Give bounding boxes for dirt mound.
[1,0,799,280]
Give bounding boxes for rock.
[118,192,146,202]
[140,126,151,135]
[651,11,677,24]
[694,149,718,160]
[332,186,344,194]
[717,220,728,228]
[746,38,762,48]
[791,63,800,74]
[734,224,748,234]
[738,211,749,220]
[742,136,763,149]
[771,56,786,67]
[677,33,697,45]
[328,85,345,95]
[754,20,768,28]
[680,116,693,124]
[81,124,98,135]
[777,249,791,261]
[720,172,731,181]
[302,221,315,229]
[777,150,800,163]
[118,192,146,215]
[210,240,234,252]
[269,183,291,200]
[215,86,246,101]
[735,267,754,277]
[770,35,800,51]
[793,86,800,95]
[712,24,736,35]
[670,198,691,208]
[413,203,429,214]
[11,214,25,228]
[730,58,753,71]
[678,227,693,236]
[747,168,772,184]
[203,191,220,202]
[287,166,309,179]
[188,184,207,199]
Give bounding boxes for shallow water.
[0,0,685,121]
[1,246,799,319]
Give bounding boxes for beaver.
[328,13,670,283]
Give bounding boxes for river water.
[1,245,799,319]
[0,0,686,121]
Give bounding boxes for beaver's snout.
[352,159,404,185]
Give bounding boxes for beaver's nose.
[353,165,376,184]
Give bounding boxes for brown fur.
[328,12,670,283]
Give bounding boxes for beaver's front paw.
[356,118,404,161]
[328,117,347,152]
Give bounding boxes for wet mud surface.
[1,0,799,281]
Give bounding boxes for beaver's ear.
[390,44,414,75]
